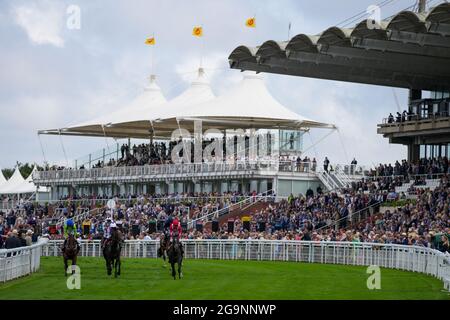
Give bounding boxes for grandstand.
[1,0,449,300]
[33,68,345,202]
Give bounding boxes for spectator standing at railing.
[387,113,394,123]
[351,158,357,175]
[441,235,449,253]
[4,230,21,249]
[323,157,330,173]
[25,230,33,246]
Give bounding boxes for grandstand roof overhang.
[39,73,335,140]
[39,114,334,140]
[228,3,450,91]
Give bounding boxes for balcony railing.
[33,160,318,183]
[380,111,450,125]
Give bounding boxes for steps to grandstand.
[188,189,274,230]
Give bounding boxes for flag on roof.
[192,26,203,37]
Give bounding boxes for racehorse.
[157,233,170,267]
[103,228,122,277]
[62,234,79,276]
[167,234,183,280]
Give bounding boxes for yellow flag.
[192,26,203,37]
[246,17,256,28]
[145,37,155,45]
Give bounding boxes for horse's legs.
[117,258,121,276]
[171,262,176,280]
[178,261,183,279]
[105,258,112,276]
[163,250,167,267]
[64,257,68,276]
[114,258,118,278]
[72,256,77,275]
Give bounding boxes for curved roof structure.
[228,3,450,90]
[40,75,167,138]
[98,68,217,138]
[39,68,333,139]
[172,72,333,131]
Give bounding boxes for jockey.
[63,218,80,252]
[115,220,123,233]
[101,218,114,248]
[169,216,182,243]
[164,213,173,239]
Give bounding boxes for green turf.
[0,257,448,300]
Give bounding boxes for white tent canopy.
[40,74,168,138]
[0,168,7,187]
[9,166,39,194]
[38,70,335,139]
[0,166,46,195]
[173,72,334,129]
[0,167,26,194]
[100,67,216,138]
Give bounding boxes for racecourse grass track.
[0,257,448,300]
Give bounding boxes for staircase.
[316,165,353,192]
[188,190,274,230]
[203,200,271,232]
[56,207,101,227]
[317,171,346,191]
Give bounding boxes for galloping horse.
[103,228,122,277]
[157,233,170,267]
[167,234,183,280]
[63,234,79,276]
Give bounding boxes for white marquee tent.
[41,74,168,138]
[0,167,26,194]
[0,168,7,186]
[38,70,335,139]
[0,166,45,195]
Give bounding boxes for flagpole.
[151,33,155,75]
[288,22,291,41]
[200,25,203,68]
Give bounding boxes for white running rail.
[42,239,450,291]
[0,238,48,283]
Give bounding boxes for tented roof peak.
[191,67,209,86]
[144,74,162,92]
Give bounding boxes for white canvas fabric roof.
[75,75,167,127]
[10,166,38,194]
[0,167,26,194]
[152,68,216,120]
[174,72,332,127]
[0,166,44,194]
[39,70,334,139]
[41,75,167,137]
[0,168,7,187]
[42,68,216,139]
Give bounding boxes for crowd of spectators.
[386,110,412,123]
[41,133,308,171]
[2,158,449,253]
[369,157,450,178]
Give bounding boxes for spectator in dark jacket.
[18,230,27,247]
[5,230,22,249]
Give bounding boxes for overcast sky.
[1,0,438,169]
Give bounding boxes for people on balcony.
[387,113,394,123]
[323,157,330,173]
